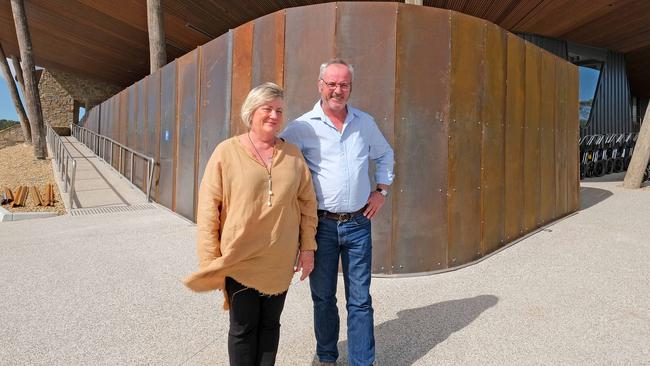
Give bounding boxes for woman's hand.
[295,250,315,281]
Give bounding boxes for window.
[577,62,603,128]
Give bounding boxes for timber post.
[623,105,650,188]
[147,0,167,73]
[10,0,47,159]
[0,43,31,142]
[10,55,25,95]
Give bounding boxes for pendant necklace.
[247,132,275,206]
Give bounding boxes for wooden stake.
[30,186,43,206]
[10,0,47,159]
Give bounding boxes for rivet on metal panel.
[452,257,456,262]
[437,262,441,266]
[399,265,404,269]
[438,188,442,192]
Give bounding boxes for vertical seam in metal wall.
[172,61,179,211]
[390,2,400,274]
[225,30,233,138]
[446,10,453,268]
[194,47,203,220]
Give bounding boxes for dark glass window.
[577,62,603,128]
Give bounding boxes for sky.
[579,65,601,101]
[0,59,21,121]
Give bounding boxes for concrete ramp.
[55,136,149,210]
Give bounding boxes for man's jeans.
[310,214,375,366]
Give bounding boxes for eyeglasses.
[320,78,351,91]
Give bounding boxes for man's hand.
[363,190,386,219]
[294,250,315,281]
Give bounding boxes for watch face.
[377,189,388,196]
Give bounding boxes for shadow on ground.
[311,295,498,365]
[580,186,613,210]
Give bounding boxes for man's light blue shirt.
[280,101,394,213]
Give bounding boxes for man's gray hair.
[240,82,284,128]
[319,58,355,81]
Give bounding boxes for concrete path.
[56,136,148,210]
[1,176,649,365]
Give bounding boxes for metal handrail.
[45,125,77,208]
[70,124,155,202]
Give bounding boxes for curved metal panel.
[229,23,253,137]
[252,11,285,87]
[159,61,177,211]
[283,3,336,123]
[198,34,231,190]
[392,5,450,274]
[567,65,580,213]
[539,51,557,224]
[448,12,485,265]
[480,22,506,255]
[145,71,161,202]
[555,60,568,217]
[523,42,541,233]
[134,80,146,190]
[504,33,525,242]
[337,1,397,273]
[176,50,199,221]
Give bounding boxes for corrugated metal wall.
[585,51,634,135]
[518,33,635,136]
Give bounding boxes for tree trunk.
[623,104,650,188]
[147,0,167,73]
[10,0,46,159]
[0,43,31,143]
[10,55,25,95]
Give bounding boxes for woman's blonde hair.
[240,82,284,128]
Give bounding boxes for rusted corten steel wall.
[83,2,579,275]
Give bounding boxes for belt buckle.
[337,213,352,222]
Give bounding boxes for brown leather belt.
[318,207,365,222]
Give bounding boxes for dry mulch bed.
[0,143,66,215]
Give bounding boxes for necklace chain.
[247,132,275,206]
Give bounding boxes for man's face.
[319,64,352,113]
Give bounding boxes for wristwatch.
[376,188,389,197]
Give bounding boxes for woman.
[184,82,317,366]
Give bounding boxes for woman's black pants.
[226,277,288,366]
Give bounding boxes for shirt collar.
[308,100,358,128]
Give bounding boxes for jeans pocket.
[352,214,370,226]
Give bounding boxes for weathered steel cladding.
[283,3,336,123]
[504,33,525,241]
[81,3,580,274]
[394,5,450,273]
[145,71,161,202]
[523,43,541,233]
[176,50,199,221]
[539,52,556,225]
[229,23,253,137]
[448,12,484,266]
[158,61,177,211]
[198,33,231,189]
[481,23,506,255]
[337,2,397,273]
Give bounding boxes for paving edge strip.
[0,206,59,222]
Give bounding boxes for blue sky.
[579,66,601,101]
[0,59,21,120]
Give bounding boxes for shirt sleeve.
[296,154,318,251]
[195,147,224,269]
[279,121,304,150]
[368,119,395,185]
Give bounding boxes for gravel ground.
[0,144,65,214]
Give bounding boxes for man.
[281,59,394,366]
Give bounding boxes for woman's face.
[250,97,284,136]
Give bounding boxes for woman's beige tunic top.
[184,137,317,308]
